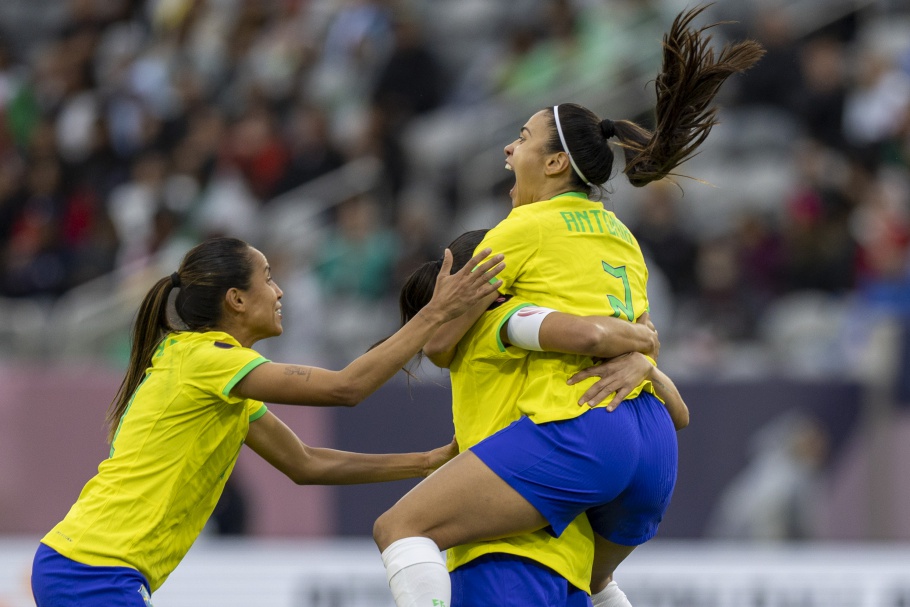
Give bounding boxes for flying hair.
[619,5,766,187]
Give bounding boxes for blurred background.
[0,0,909,604]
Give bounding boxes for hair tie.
[553,105,592,186]
[600,119,615,139]
[170,272,181,288]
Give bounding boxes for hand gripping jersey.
[446,297,595,594]
[478,192,655,424]
[41,331,269,591]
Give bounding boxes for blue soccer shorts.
[470,392,678,545]
[32,543,153,607]
[451,553,591,607]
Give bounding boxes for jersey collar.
[549,191,589,201]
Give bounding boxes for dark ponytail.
[399,229,491,325]
[106,237,254,442]
[549,5,765,191]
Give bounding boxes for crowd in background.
[0,0,909,374]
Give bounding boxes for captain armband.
[506,306,557,351]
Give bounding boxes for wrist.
[416,304,447,326]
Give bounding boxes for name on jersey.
[559,210,633,243]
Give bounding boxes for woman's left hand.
[567,352,654,410]
[424,436,459,476]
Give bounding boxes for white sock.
[591,580,632,607]
[381,537,451,607]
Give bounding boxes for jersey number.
[602,262,633,321]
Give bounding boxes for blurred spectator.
[678,235,761,342]
[272,104,346,197]
[735,210,783,304]
[795,37,849,150]
[843,49,910,152]
[371,18,444,123]
[223,104,290,201]
[106,149,168,269]
[631,181,698,298]
[315,195,398,301]
[0,158,68,297]
[708,412,830,540]
[735,7,803,112]
[780,141,857,293]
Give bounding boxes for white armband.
[506,306,557,351]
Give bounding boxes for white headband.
[553,105,592,186]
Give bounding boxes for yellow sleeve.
[477,211,540,293]
[186,343,270,403]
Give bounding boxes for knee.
[372,509,398,552]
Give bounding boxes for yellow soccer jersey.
[41,331,269,591]
[479,192,655,424]
[446,297,595,594]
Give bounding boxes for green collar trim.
[549,191,589,201]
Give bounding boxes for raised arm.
[233,249,504,406]
[423,292,499,368]
[245,411,458,484]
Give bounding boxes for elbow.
[578,324,608,357]
[423,344,453,368]
[328,381,365,407]
[675,409,690,431]
[288,449,324,485]
[291,470,313,485]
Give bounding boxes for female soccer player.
[397,229,688,607]
[373,7,763,607]
[31,235,504,606]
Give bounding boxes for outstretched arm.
[233,249,504,406]
[423,292,499,368]
[245,411,458,484]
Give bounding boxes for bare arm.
[649,365,689,430]
[424,292,498,368]
[535,313,659,359]
[233,249,504,406]
[245,411,458,484]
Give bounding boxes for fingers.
[438,248,453,277]
[579,384,614,406]
[606,386,633,411]
[567,363,611,385]
[463,248,505,280]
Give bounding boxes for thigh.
[590,535,636,594]
[32,544,153,607]
[374,448,549,551]
[451,554,592,607]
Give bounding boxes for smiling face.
[503,109,570,207]
[237,247,283,346]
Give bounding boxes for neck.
[211,321,254,348]
[515,182,581,207]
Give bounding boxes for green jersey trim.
[222,357,270,397]
[550,191,589,201]
[496,303,537,352]
[248,404,268,423]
